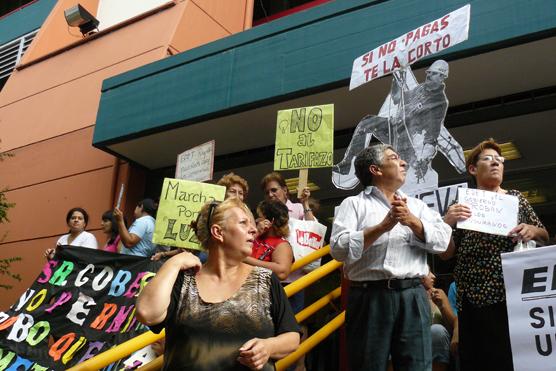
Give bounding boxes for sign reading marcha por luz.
[274,104,334,171]
[153,178,226,250]
[0,247,162,370]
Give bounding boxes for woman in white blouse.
[44,207,98,259]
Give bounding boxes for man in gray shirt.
[331,143,451,370]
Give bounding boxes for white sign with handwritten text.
[175,140,215,182]
[457,188,518,236]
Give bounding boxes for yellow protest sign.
[274,104,334,170]
[153,178,226,250]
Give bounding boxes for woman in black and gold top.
[136,198,300,370]
[440,139,548,371]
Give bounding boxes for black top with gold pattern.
[151,266,299,371]
[453,190,545,310]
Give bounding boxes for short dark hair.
[138,198,157,217]
[256,200,290,238]
[465,138,502,169]
[66,207,89,226]
[260,172,288,190]
[354,143,394,187]
[465,138,502,185]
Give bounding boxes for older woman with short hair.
[217,172,249,202]
[440,138,548,371]
[136,198,300,370]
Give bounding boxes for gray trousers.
[346,284,432,371]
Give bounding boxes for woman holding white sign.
[136,198,300,371]
[440,139,548,371]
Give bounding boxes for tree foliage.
[0,140,19,290]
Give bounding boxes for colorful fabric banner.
[349,4,470,90]
[0,246,162,370]
[274,104,334,171]
[501,245,556,371]
[153,178,226,250]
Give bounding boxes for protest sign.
[274,104,334,171]
[350,4,470,90]
[457,188,518,236]
[153,178,226,250]
[409,182,467,216]
[502,245,556,370]
[175,140,215,182]
[0,247,162,370]
[288,219,327,273]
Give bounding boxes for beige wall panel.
[0,127,114,191]
[191,0,249,34]
[170,1,231,53]
[0,230,104,311]
[22,0,99,64]
[0,47,164,151]
[6,7,181,106]
[0,167,113,243]
[0,236,59,311]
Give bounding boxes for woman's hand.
[509,223,538,243]
[238,338,272,370]
[443,203,471,227]
[151,252,165,261]
[431,288,449,309]
[113,207,124,224]
[298,187,311,206]
[256,218,272,236]
[44,248,55,260]
[169,251,201,273]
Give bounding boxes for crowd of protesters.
[43,137,549,371]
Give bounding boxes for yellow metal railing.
[290,245,331,272]
[295,286,341,323]
[275,311,346,371]
[68,330,165,371]
[70,245,343,371]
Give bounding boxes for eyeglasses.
[479,155,505,163]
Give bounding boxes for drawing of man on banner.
[332,60,466,194]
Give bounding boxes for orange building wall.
[0,0,253,309]
[21,0,101,65]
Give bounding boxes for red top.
[251,235,287,262]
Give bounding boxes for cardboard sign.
[457,188,518,236]
[350,4,470,90]
[502,246,556,370]
[409,182,467,216]
[274,104,334,171]
[175,140,215,182]
[0,247,162,370]
[153,178,226,250]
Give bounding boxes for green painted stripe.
[0,0,56,46]
[94,0,556,146]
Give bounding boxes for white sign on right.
[457,188,518,236]
[501,245,556,370]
